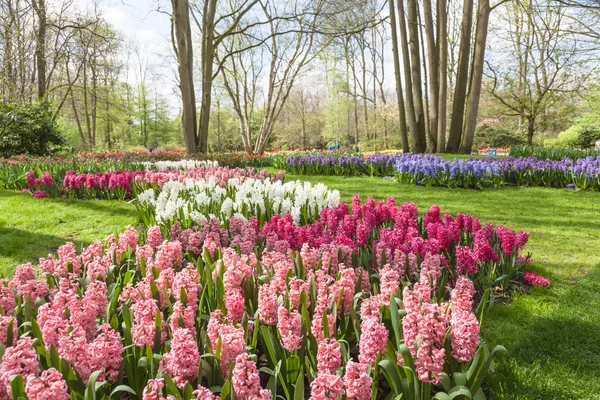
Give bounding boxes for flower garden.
[0,150,597,400]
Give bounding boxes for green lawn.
[0,175,598,399]
[0,190,138,276]
[282,173,600,400]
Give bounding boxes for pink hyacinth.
[317,338,342,374]
[0,279,16,315]
[450,309,480,362]
[131,299,166,347]
[258,283,279,325]
[87,324,124,383]
[277,305,303,352]
[10,263,49,304]
[154,240,183,271]
[25,368,69,400]
[379,264,399,304]
[343,360,372,400]
[309,373,345,400]
[523,271,551,287]
[193,385,218,400]
[451,276,476,311]
[225,288,246,321]
[142,378,176,400]
[358,316,388,365]
[160,328,201,388]
[207,310,246,377]
[147,226,163,248]
[0,336,41,395]
[0,315,17,345]
[414,340,446,384]
[57,325,92,381]
[169,301,196,332]
[455,246,478,275]
[231,353,272,400]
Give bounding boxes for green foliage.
[0,101,65,157]
[544,124,600,149]
[473,124,526,149]
[544,126,581,149]
[510,145,600,160]
[574,125,600,149]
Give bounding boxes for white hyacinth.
[136,177,340,228]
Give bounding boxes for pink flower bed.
[0,196,532,399]
[56,166,283,200]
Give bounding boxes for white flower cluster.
[137,177,340,227]
[140,160,219,171]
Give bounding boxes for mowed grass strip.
[0,190,138,276]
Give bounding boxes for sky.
[91,0,182,112]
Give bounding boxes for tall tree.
[171,0,197,154]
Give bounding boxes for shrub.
[0,101,65,157]
[473,125,526,149]
[544,126,580,149]
[574,125,600,149]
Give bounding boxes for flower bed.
[17,164,283,200]
[136,178,339,228]
[282,153,600,190]
[394,154,600,189]
[0,190,536,399]
[285,153,399,177]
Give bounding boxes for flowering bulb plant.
[136,178,339,229]
[0,193,535,399]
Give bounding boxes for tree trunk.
[447,0,474,153]
[460,0,491,154]
[397,0,418,151]
[171,0,197,154]
[437,0,448,152]
[423,0,439,153]
[389,0,409,151]
[527,117,535,145]
[407,0,427,153]
[32,0,47,99]
[197,0,217,154]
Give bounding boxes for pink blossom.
[207,310,246,377]
[193,386,218,400]
[258,284,279,325]
[160,328,200,388]
[0,279,16,315]
[450,310,480,362]
[309,373,344,400]
[25,368,69,400]
[455,246,478,275]
[147,226,163,248]
[523,271,551,287]
[225,288,246,321]
[358,317,387,365]
[131,299,166,347]
[0,315,17,345]
[0,336,40,396]
[57,325,92,381]
[277,306,303,352]
[142,378,176,400]
[231,353,272,400]
[343,360,372,400]
[87,324,124,382]
[451,276,476,311]
[317,338,342,374]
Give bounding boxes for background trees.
[1,0,599,155]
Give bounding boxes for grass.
[281,173,600,400]
[0,190,138,276]
[1,173,598,399]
